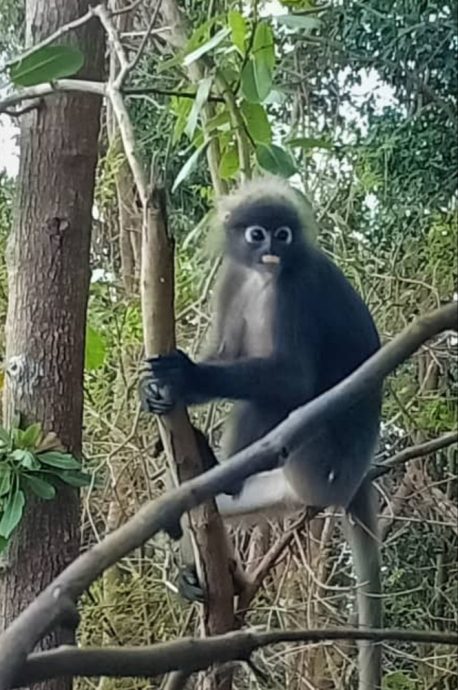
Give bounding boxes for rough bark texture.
[0,1,104,687]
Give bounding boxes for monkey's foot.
[178,565,206,604]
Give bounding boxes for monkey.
[139,176,383,690]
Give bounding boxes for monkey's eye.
[245,225,267,243]
[274,226,293,244]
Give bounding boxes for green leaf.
[205,110,231,133]
[22,475,56,500]
[85,324,106,371]
[183,28,230,67]
[171,96,194,144]
[185,76,213,139]
[0,465,12,497]
[241,59,272,103]
[37,452,81,470]
[157,54,182,73]
[228,10,247,54]
[241,102,272,143]
[0,489,25,539]
[58,470,92,488]
[256,143,297,177]
[253,21,275,69]
[9,46,84,87]
[172,141,209,193]
[10,449,40,470]
[275,14,321,31]
[286,136,332,150]
[0,535,9,553]
[185,16,220,52]
[219,147,239,180]
[383,670,415,690]
[18,422,42,449]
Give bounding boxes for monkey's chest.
[236,274,276,357]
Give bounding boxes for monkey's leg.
[216,469,304,521]
[344,479,382,690]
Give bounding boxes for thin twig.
[370,431,458,480]
[124,0,164,82]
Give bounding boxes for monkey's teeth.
[262,254,280,264]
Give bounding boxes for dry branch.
[13,627,458,688]
[370,431,458,479]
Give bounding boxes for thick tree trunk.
[0,1,104,687]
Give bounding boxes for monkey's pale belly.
[237,270,275,356]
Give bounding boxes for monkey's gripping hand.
[139,350,196,415]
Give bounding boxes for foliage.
[0,0,23,57]
[7,45,85,86]
[0,423,91,551]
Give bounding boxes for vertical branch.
[214,71,252,182]
[96,7,236,684]
[140,187,236,690]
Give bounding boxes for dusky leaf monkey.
[140,177,383,690]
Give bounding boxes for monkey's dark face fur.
[223,199,305,271]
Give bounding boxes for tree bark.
[0,2,104,688]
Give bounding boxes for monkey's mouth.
[261,254,280,265]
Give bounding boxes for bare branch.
[94,4,130,76]
[13,627,458,688]
[370,431,458,480]
[0,80,106,114]
[0,302,455,689]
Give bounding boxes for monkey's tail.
[344,478,382,690]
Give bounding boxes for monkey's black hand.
[139,350,196,415]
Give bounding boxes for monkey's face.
[224,199,304,271]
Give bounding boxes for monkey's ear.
[223,211,231,225]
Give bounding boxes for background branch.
[370,431,458,479]
[13,627,458,688]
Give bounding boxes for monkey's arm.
[139,350,314,414]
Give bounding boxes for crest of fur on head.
[217,175,319,243]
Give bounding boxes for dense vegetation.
[0,1,456,688]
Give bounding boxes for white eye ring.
[245,225,267,243]
[274,226,293,243]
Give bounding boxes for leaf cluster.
[0,423,91,552]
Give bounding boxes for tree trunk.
[0,2,104,689]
